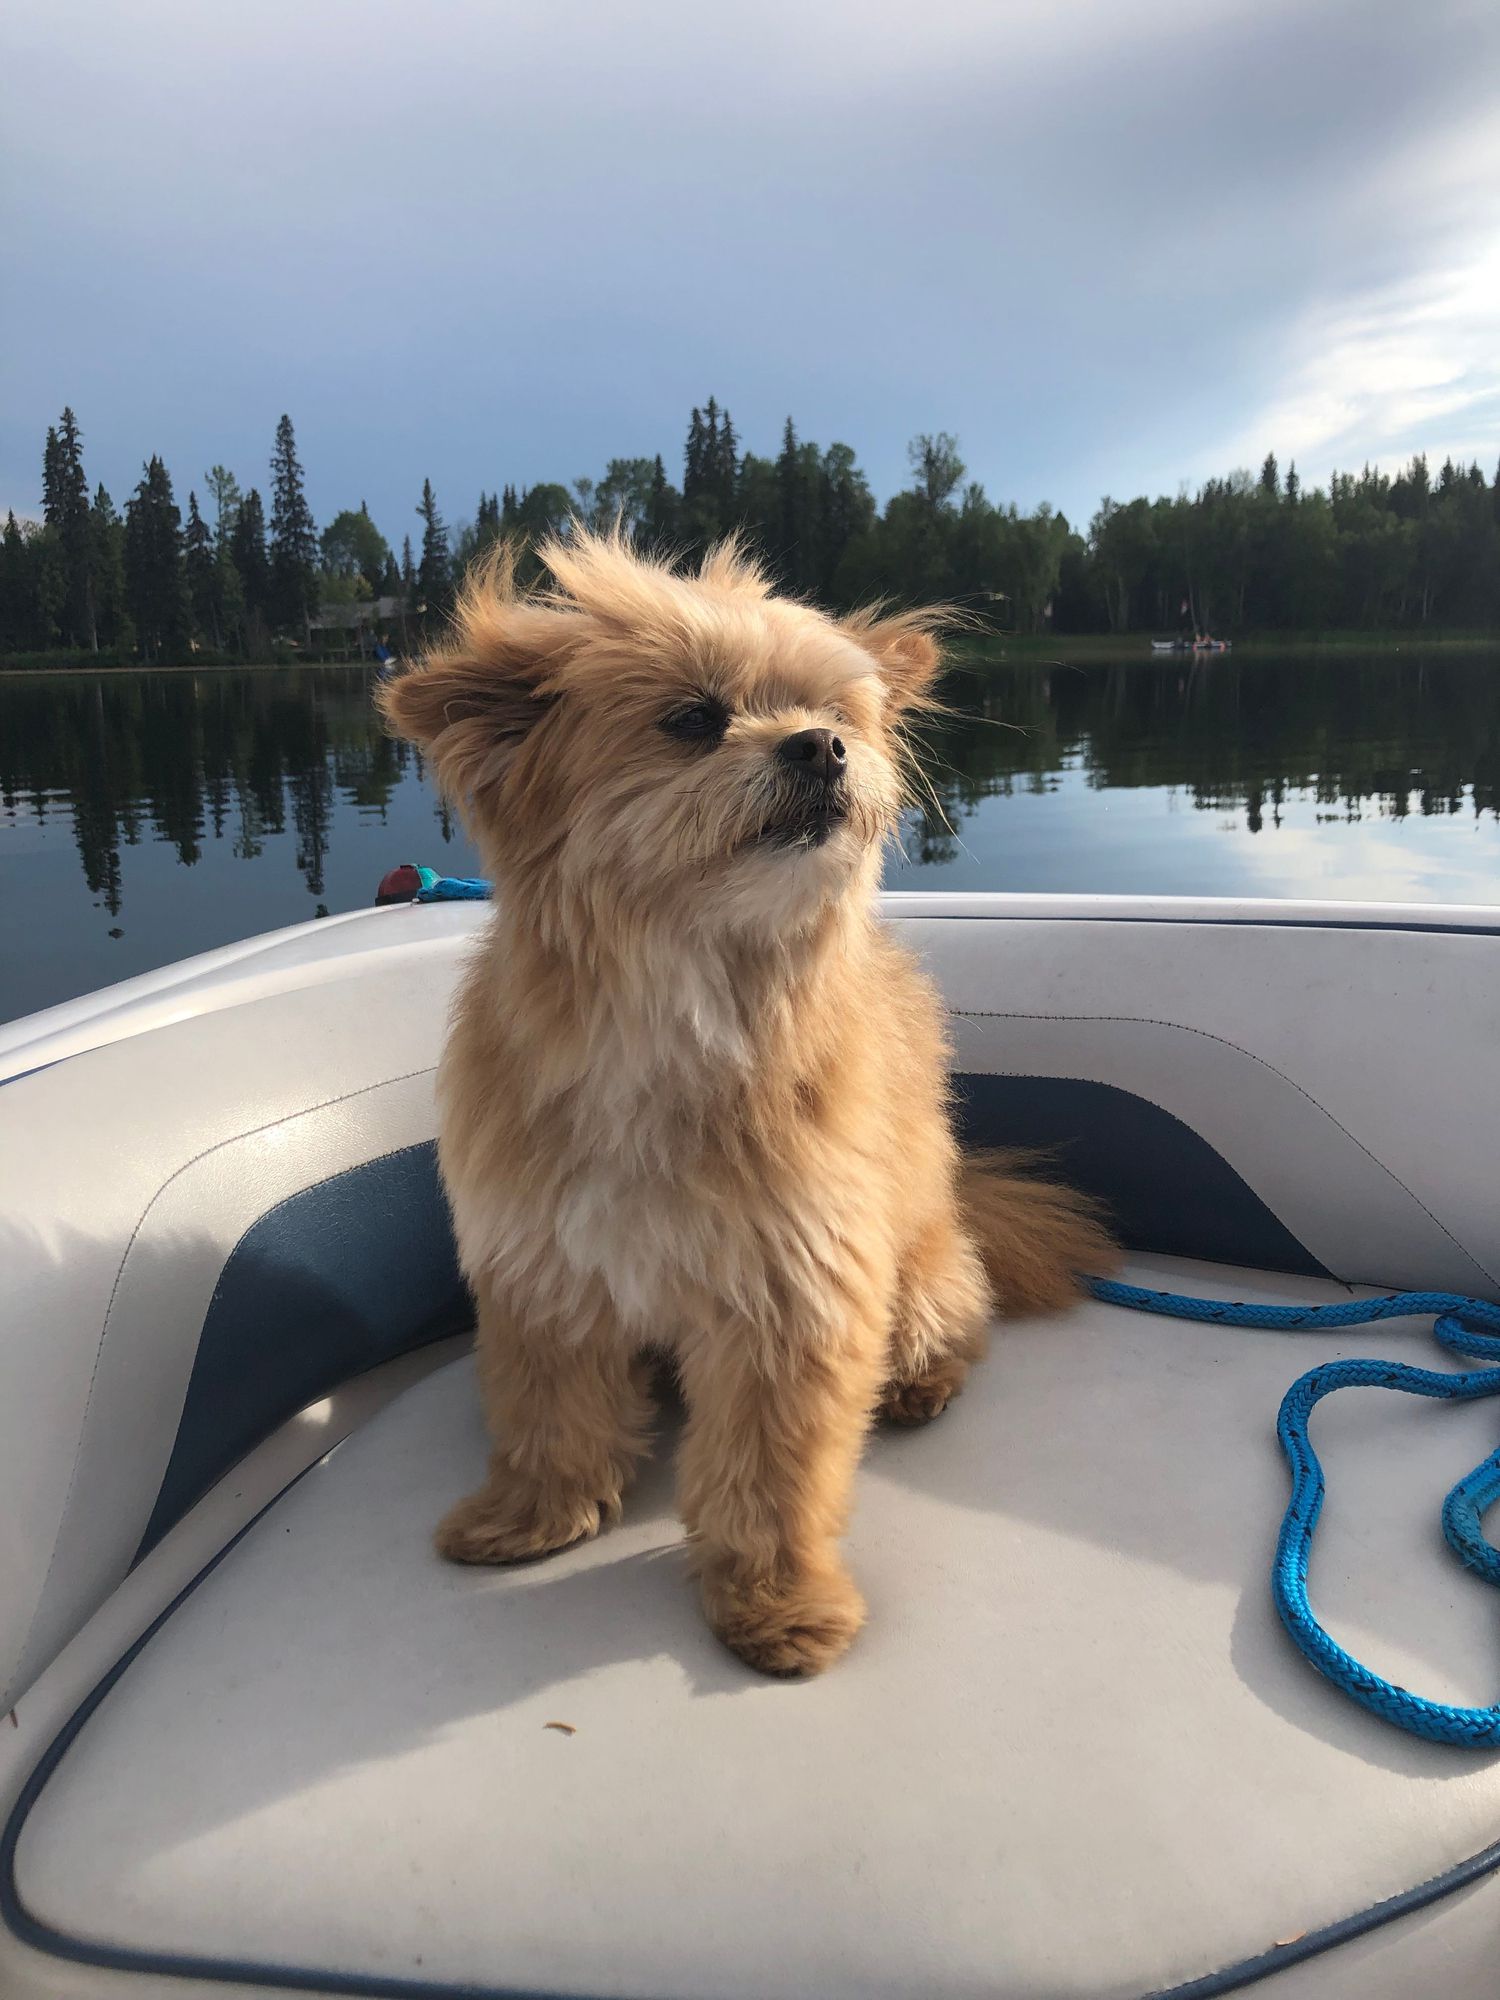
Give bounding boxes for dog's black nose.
[777,727,847,783]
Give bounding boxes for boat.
[3,889,1498,1999]
[1151,636,1233,654]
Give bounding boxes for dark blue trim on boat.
[0,1058,63,1090]
[1143,1843,1500,1997]
[951,1072,1327,1278]
[882,908,1500,937]
[135,1142,470,1560]
[131,1080,1318,1565]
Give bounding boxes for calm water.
[1,651,1497,1022]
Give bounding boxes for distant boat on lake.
[1151,635,1233,654]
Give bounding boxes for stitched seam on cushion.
[948,1011,1497,1288]
[4,1064,438,1709]
[191,1136,452,1341]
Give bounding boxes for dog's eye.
[660,698,730,743]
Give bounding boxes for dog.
[378,530,1115,1676]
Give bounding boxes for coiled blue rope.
[1089,1279,1500,1749]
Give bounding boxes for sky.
[4,0,1499,551]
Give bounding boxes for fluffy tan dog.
[378,531,1114,1676]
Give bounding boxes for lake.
[2,649,1497,1023]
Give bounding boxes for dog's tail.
[958,1149,1120,1318]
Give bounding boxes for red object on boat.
[375,863,424,906]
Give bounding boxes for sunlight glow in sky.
[3,0,1497,543]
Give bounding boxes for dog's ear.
[842,610,944,714]
[375,573,572,805]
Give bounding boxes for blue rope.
[1089,1279,1500,1747]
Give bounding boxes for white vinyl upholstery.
[905,913,1500,1296]
[4,897,1497,1718]
[0,938,465,1708]
[12,1259,1500,1999]
[6,895,1500,1999]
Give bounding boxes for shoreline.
[0,656,379,678]
[3,632,1498,678]
[955,632,1500,664]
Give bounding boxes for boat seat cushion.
[13,1261,1500,1999]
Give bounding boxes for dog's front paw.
[877,1355,970,1426]
[701,1562,866,1677]
[435,1476,608,1566]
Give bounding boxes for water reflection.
[0,650,1497,1021]
[907,653,1499,867]
[0,668,423,915]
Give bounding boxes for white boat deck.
[10,1258,1500,2000]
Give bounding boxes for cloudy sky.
[4,0,1498,548]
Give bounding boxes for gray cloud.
[2,0,1496,542]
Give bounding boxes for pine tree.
[416,479,452,625]
[716,409,739,516]
[123,456,190,663]
[818,443,875,598]
[1284,462,1300,506]
[204,465,243,550]
[0,511,31,652]
[401,534,416,600]
[215,538,246,655]
[268,414,319,640]
[684,408,707,502]
[231,488,270,625]
[201,468,249,652]
[29,525,66,648]
[34,410,98,650]
[776,417,806,583]
[185,491,218,646]
[54,408,98,648]
[90,484,130,650]
[464,491,503,569]
[703,398,721,514]
[1258,453,1280,497]
[42,427,64,525]
[641,455,680,546]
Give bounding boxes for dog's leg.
[878,1213,991,1426]
[676,1315,884,1677]
[436,1297,653,1565]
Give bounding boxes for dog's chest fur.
[441,946,884,1344]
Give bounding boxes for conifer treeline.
[4,402,1499,662]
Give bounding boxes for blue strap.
[1089,1279,1500,1747]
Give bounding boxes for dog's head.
[377,530,943,943]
